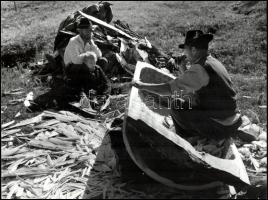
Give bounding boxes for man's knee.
[170,108,188,127]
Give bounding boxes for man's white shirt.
[64,35,102,66]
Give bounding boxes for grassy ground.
[1,1,267,127]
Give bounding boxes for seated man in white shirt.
[64,17,111,96]
[132,30,242,140]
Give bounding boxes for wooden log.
[79,11,137,41]
[123,61,250,190]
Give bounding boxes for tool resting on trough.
[123,61,251,190]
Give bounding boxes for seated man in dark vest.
[132,30,242,140]
[64,17,111,96]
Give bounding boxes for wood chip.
[55,127,80,140]
[2,150,48,161]
[15,112,21,118]
[7,158,25,173]
[54,153,70,164]
[6,113,44,130]
[8,98,25,105]
[1,128,21,138]
[46,154,54,167]
[3,90,24,96]
[34,119,60,128]
[49,137,74,146]
[43,177,54,191]
[1,120,15,129]
[68,189,84,199]
[43,110,84,123]
[28,139,73,151]
[2,167,56,178]
[1,144,27,157]
[101,96,111,111]
[15,186,24,198]
[7,182,19,199]
[249,155,260,170]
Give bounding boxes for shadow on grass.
[27,77,81,113]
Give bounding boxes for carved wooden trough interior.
[123,61,251,190]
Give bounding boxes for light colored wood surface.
[79,11,137,41]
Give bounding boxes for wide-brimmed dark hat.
[179,30,213,49]
[77,17,92,29]
[101,2,113,6]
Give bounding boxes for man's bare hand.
[167,58,176,66]
[82,52,97,62]
[131,80,143,89]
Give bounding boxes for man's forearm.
[91,41,102,58]
[138,82,171,96]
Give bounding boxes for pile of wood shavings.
[1,110,121,199]
[1,108,192,199]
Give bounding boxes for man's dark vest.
[196,55,238,119]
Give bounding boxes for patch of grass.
[1,66,49,124]
[231,73,267,126]
[1,2,266,74]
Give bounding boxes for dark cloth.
[65,58,110,95]
[195,55,238,119]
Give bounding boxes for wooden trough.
[123,61,251,190]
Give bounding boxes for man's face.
[78,28,92,41]
[183,45,196,62]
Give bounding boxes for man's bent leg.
[205,116,242,139]
[93,65,111,95]
[97,57,109,73]
[170,99,198,137]
[185,111,242,140]
[65,63,92,93]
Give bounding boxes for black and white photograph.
[1,1,267,199]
